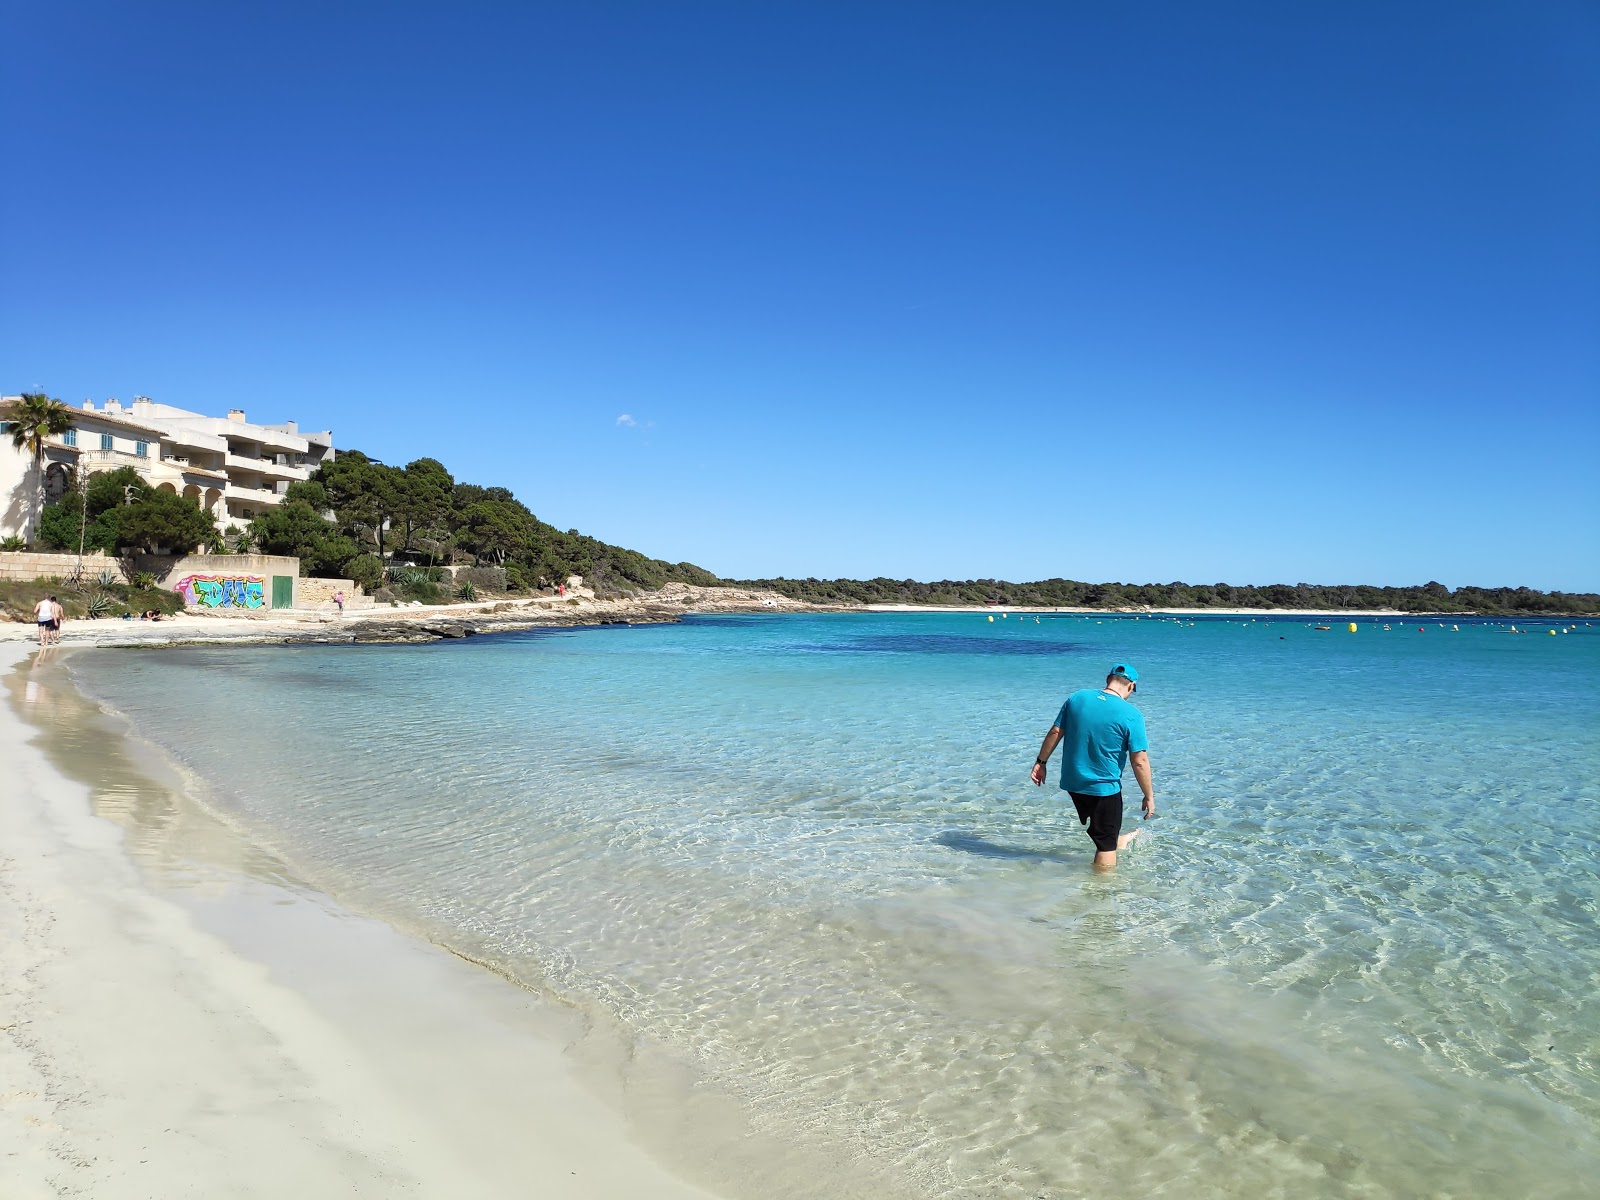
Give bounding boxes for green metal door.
[270,576,294,609]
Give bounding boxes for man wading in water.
[1030,663,1154,870]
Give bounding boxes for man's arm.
[1129,750,1154,818]
[1030,726,1062,787]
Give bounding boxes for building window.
[135,440,149,458]
[63,428,77,446]
[100,433,114,451]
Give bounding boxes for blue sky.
[4,2,1596,590]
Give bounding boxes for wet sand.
[0,641,727,1199]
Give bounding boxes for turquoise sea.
[71,613,1600,1198]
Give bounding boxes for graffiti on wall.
[174,575,266,609]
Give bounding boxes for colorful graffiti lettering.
[174,575,266,609]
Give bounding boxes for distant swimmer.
[1031,663,1154,871]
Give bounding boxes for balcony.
[163,457,228,481]
[82,448,154,476]
[225,451,311,482]
[155,427,227,454]
[226,483,284,508]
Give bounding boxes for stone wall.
[296,576,374,611]
[0,551,129,584]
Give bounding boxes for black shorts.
[1069,790,1123,852]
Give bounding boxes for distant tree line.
[729,576,1600,616]
[243,449,718,596]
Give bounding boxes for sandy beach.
[0,639,728,1199]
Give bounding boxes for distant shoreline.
[3,586,1588,649]
[864,604,1453,617]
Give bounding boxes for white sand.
[0,642,722,1199]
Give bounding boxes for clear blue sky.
[4,2,1596,590]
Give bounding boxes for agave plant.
[456,580,478,602]
[0,535,25,552]
[84,591,114,619]
[96,568,118,588]
[131,571,158,589]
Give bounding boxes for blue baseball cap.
[1110,663,1138,683]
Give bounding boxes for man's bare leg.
[1091,829,1143,872]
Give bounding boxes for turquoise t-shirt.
[1053,688,1149,796]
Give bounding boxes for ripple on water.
[69,615,1600,1198]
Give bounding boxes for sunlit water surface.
[72,613,1600,1198]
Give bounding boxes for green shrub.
[123,585,183,617]
[345,553,383,593]
[456,565,505,594]
[397,578,446,604]
[38,494,119,554]
[130,571,158,589]
[386,564,444,585]
[456,581,478,602]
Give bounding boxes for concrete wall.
[132,553,302,611]
[1,548,374,612]
[0,551,129,583]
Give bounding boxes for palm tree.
[4,392,76,544]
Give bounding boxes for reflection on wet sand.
[9,650,297,893]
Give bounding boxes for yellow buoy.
[1348,622,1358,633]
[1549,629,1557,636]
[987,614,994,622]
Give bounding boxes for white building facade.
[1,395,335,542]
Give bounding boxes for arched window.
[44,463,71,501]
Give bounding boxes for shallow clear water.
[73,613,1600,1197]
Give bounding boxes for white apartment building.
[1,395,335,541]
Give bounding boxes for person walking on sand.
[1030,663,1154,870]
[34,596,53,647]
[333,589,345,615]
[49,595,65,645]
